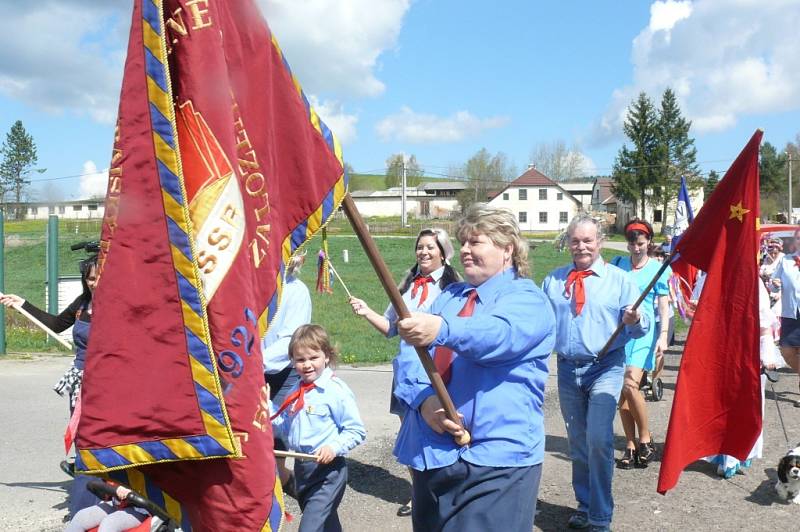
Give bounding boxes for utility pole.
[789,152,793,224]
[401,157,407,227]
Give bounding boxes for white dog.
[776,447,800,504]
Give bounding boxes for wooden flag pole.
[341,194,470,446]
[1,296,74,350]
[598,255,673,358]
[274,450,318,461]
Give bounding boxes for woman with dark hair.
[1,253,100,520]
[611,219,671,469]
[348,227,460,516]
[1,254,98,413]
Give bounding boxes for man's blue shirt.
[542,257,649,361]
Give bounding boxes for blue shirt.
[384,265,445,337]
[261,276,312,374]
[542,257,649,361]
[392,268,555,470]
[771,253,800,319]
[271,367,366,456]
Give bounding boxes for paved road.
[3,345,800,531]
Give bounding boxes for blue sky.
[1,0,799,199]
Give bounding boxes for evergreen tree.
[655,88,699,226]
[759,142,787,219]
[611,92,661,217]
[704,170,719,200]
[759,142,786,195]
[0,121,42,219]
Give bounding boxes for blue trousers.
[411,459,542,532]
[294,456,347,532]
[557,350,625,527]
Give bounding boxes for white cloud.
[577,152,597,176]
[79,160,109,199]
[648,0,692,32]
[0,2,127,124]
[257,0,410,98]
[308,96,358,144]
[589,0,800,145]
[376,107,510,143]
[0,1,411,124]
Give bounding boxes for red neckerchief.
[411,275,435,306]
[270,381,316,419]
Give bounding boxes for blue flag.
[670,176,694,252]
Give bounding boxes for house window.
[58,206,66,214]
[519,211,527,223]
[88,204,99,211]
[557,192,563,200]
[519,189,527,201]
[539,212,548,223]
[73,205,83,211]
[48,206,55,214]
[502,192,509,200]
[560,212,568,223]
[594,189,600,199]
[29,207,36,214]
[654,209,663,223]
[539,189,547,200]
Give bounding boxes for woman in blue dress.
[612,219,672,469]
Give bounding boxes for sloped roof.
[507,167,559,187]
[592,177,614,204]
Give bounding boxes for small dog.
[776,447,800,504]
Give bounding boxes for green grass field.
[1,219,634,360]
[293,234,622,364]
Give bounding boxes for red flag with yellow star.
[657,130,762,493]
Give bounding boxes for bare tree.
[529,140,587,181]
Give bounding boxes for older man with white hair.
[542,214,648,532]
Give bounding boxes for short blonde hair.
[456,203,530,278]
[288,324,338,367]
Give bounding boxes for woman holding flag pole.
[348,227,459,516]
[393,204,555,532]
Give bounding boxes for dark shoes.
[59,460,75,478]
[568,512,611,531]
[396,501,412,517]
[616,448,637,470]
[637,441,657,466]
[567,513,590,529]
[617,440,657,469]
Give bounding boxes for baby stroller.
[69,478,182,532]
[638,350,664,402]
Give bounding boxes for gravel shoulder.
[3,339,800,531]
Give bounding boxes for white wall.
[25,203,105,220]
[351,196,459,218]
[489,186,580,232]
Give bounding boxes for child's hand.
[115,486,132,500]
[314,445,336,464]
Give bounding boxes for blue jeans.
[557,350,625,527]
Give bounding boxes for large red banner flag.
[657,130,762,494]
[75,0,347,529]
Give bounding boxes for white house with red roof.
[487,165,582,232]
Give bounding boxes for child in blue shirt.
[271,324,366,532]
